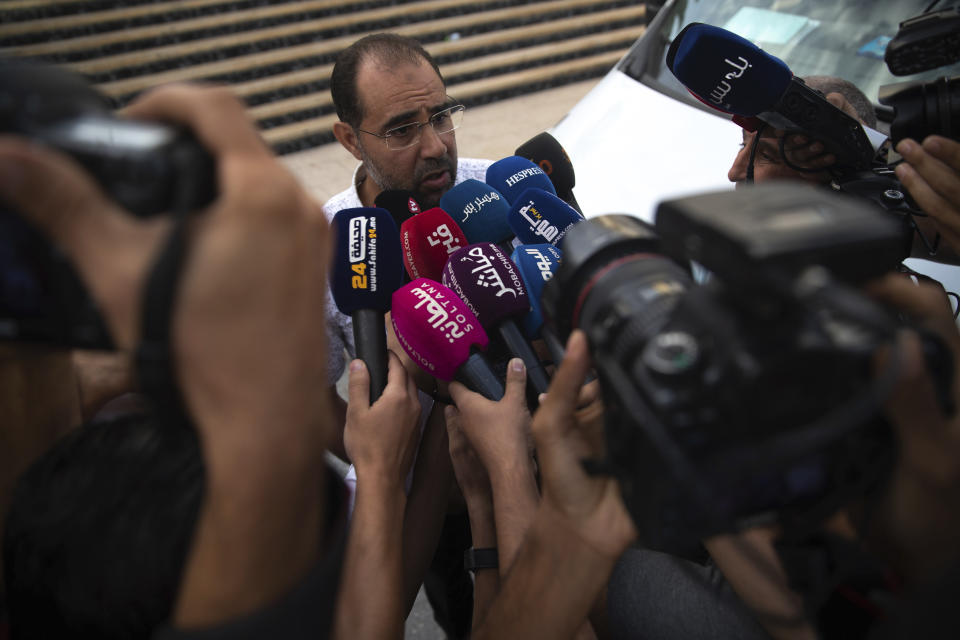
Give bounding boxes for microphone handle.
[542,325,568,368]
[542,325,596,385]
[498,321,551,396]
[455,351,505,401]
[352,308,388,403]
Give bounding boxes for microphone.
[666,22,875,169]
[330,207,403,402]
[511,244,568,369]
[375,190,422,227]
[439,179,513,245]
[507,187,583,246]
[442,243,551,398]
[391,278,504,400]
[485,156,557,205]
[515,132,582,214]
[399,207,468,281]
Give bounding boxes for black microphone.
[515,132,582,215]
[330,207,403,402]
[375,189,422,227]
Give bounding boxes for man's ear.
[333,122,364,162]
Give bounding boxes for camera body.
[542,183,909,550]
[0,58,215,348]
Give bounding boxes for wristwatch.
[463,547,498,573]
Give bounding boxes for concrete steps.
[0,0,651,153]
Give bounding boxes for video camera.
[0,57,216,348]
[540,182,950,551]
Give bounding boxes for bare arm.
[335,354,422,640]
[474,332,636,639]
[445,405,500,627]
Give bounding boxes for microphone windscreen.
[439,179,512,244]
[391,278,490,381]
[511,244,562,337]
[666,22,792,116]
[330,207,403,314]
[441,243,529,328]
[515,132,576,196]
[508,188,583,246]
[485,156,556,205]
[375,190,422,227]
[399,207,468,281]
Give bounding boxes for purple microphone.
[442,243,550,398]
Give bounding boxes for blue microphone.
[666,22,874,169]
[330,207,403,402]
[439,179,513,244]
[507,188,583,246]
[511,244,569,368]
[485,156,556,205]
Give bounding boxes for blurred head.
[331,34,459,208]
[727,76,876,188]
[3,414,203,640]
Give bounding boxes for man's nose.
[728,146,749,184]
[419,123,448,158]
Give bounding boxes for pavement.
[283,78,600,638]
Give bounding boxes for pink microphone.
[400,207,467,281]
[391,278,504,400]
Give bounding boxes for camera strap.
[135,213,194,431]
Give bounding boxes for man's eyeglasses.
[356,104,465,150]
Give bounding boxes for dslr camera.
[0,58,215,348]
[541,182,949,551]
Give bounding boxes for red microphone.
[400,207,468,281]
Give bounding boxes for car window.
[621,0,960,112]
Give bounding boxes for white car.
[552,0,960,293]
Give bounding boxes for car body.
[551,0,960,292]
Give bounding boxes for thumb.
[504,358,528,405]
[347,359,370,409]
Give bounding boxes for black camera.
[541,183,915,551]
[0,58,216,348]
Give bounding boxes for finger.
[447,380,475,409]
[535,331,592,435]
[0,137,168,347]
[123,84,267,158]
[897,139,960,210]
[346,359,370,409]
[504,358,528,406]
[867,274,953,319]
[385,350,408,392]
[922,136,960,171]
[576,378,601,409]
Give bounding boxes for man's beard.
[363,153,457,209]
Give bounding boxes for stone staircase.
[0,0,653,153]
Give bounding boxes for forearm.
[489,454,540,577]
[173,428,327,628]
[474,503,619,640]
[704,531,816,640]
[335,476,407,640]
[401,402,454,612]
